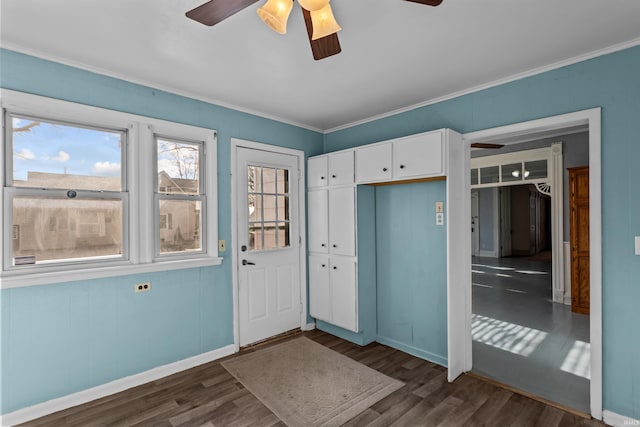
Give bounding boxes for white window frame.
[0,89,221,289]
[153,135,206,260]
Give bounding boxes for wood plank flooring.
[19,330,608,427]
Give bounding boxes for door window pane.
[11,115,123,191]
[247,165,291,251]
[12,196,123,264]
[159,200,202,254]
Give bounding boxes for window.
[5,113,126,266]
[247,165,290,251]
[1,90,220,288]
[155,137,204,256]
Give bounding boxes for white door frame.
[230,138,309,352]
[460,108,602,419]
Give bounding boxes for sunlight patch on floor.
[472,283,492,288]
[560,340,591,379]
[472,314,547,357]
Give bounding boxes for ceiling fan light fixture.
[257,0,293,34]
[297,0,329,12]
[310,3,341,40]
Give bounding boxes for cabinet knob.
[332,174,337,178]
[400,164,405,169]
[321,243,326,247]
[333,266,337,270]
[383,167,388,172]
[321,264,326,268]
[332,244,337,248]
[320,176,325,180]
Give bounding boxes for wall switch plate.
[218,239,226,252]
[436,212,444,225]
[635,236,640,255]
[135,282,151,293]
[435,201,444,213]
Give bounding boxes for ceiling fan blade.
[404,0,443,6]
[470,143,505,149]
[301,8,341,61]
[186,0,260,26]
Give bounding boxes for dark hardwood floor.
[20,330,607,426]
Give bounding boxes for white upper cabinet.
[355,142,393,183]
[308,151,354,188]
[355,130,445,184]
[328,150,354,186]
[394,131,443,179]
[308,155,328,188]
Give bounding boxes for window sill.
[0,257,224,289]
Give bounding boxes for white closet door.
[329,187,355,257]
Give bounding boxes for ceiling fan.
[470,143,505,149]
[186,0,443,60]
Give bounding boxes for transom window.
[247,165,290,251]
[471,148,551,189]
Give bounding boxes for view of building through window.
[247,165,290,251]
[10,116,125,265]
[156,138,203,254]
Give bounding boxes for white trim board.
[229,138,308,351]
[602,410,640,427]
[461,108,602,419]
[0,344,236,426]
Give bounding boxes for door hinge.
[300,302,303,313]
[299,236,302,244]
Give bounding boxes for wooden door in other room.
[569,166,590,315]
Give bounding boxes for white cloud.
[93,161,121,175]
[15,148,35,160]
[52,150,70,162]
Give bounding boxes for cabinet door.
[308,190,329,253]
[329,151,354,186]
[394,131,443,179]
[308,155,328,188]
[330,257,357,332]
[329,187,355,257]
[355,143,393,183]
[309,255,331,322]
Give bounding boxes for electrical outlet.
[218,239,226,252]
[135,282,152,293]
[436,212,444,225]
[635,236,640,255]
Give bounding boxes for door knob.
[242,259,255,266]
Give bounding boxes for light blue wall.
[325,46,640,420]
[0,49,324,414]
[375,181,447,366]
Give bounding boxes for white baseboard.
[603,410,640,427]
[1,344,236,426]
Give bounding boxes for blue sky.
[12,117,122,182]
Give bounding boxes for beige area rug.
[221,337,404,427]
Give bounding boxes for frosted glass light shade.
[310,3,341,40]
[298,0,329,12]
[257,0,293,34]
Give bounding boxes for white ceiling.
[2,0,640,132]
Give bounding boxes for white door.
[471,190,479,256]
[236,147,301,346]
[500,187,512,257]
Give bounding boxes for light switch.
[218,239,226,252]
[436,212,444,225]
[635,236,640,255]
[435,201,444,213]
